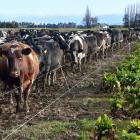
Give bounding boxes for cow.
[0,41,39,112]
[53,33,70,63]
[83,34,98,62]
[93,32,106,59]
[39,40,65,90]
[102,31,112,56]
[109,30,123,51]
[22,33,69,90]
[0,30,7,44]
[121,30,132,45]
[68,34,88,72]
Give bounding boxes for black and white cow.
[68,35,88,72]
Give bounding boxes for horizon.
[0,14,123,25]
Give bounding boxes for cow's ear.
[78,49,83,53]
[66,50,70,53]
[22,48,31,55]
[42,49,47,54]
[0,47,7,56]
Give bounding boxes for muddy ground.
[0,42,136,140]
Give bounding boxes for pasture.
[0,28,139,139]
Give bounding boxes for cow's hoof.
[16,108,21,113]
[10,99,14,105]
[24,107,29,113]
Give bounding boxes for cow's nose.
[10,71,19,78]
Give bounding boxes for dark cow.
[122,30,133,44]
[109,30,123,50]
[39,40,64,90]
[53,33,70,63]
[93,32,106,59]
[84,34,98,62]
[22,33,69,89]
[0,41,39,112]
[68,35,88,72]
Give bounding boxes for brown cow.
[0,41,39,112]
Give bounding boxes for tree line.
[123,3,140,28]
[0,21,78,28]
[0,21,97,28]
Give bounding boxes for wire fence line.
[2,61,103,140]
[0,41,131,96]
[1,41,135,140]
[0,60,73,97]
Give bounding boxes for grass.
[75,80,95,89]
[2,118,132,140]
[6,120,70,139]
[0,27,129,32]
[114,120,130,138]
[79,96,111,114]
[0,27,100,31]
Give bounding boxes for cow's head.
[0,44,31,78]
[54,34,70,51]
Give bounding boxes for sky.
[0,0,140,24]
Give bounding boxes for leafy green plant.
[120,130,137,140]
[93,114,116,139]
[110,95,125,111]
[120,120,140,140]
[103,43,140,118]
[80,131,90,140]
[103,72,120,91]
[128,120,140,135]
[124,87,140,113]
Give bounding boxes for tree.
[123,3,140,28]
[83,6,91,28]
[90,16,98,26]
[83,6,98,28]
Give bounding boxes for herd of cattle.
[0,28,140,113]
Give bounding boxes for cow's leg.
[15,93,21,112]
[23,79,34,112]
[87,54,91,63]
[95,52,98,62]
[78,61,81,72]
[15,87,23,113]
[111,44,114,52]
[83,56,86,64]
[101,49,104,59]
[7,80,14,105]
[94,52,97,62]
[47,73,51,86]
[43,73,48,90]
[52,71,56,85]
[79,63,81,72]
[43,66,50,90]
[71,62,75,73]
[63,54,66,64]
[14,79,23,112]
[9,92,14,105]
[23,90,30,112]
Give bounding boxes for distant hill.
[0,14,123,25]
